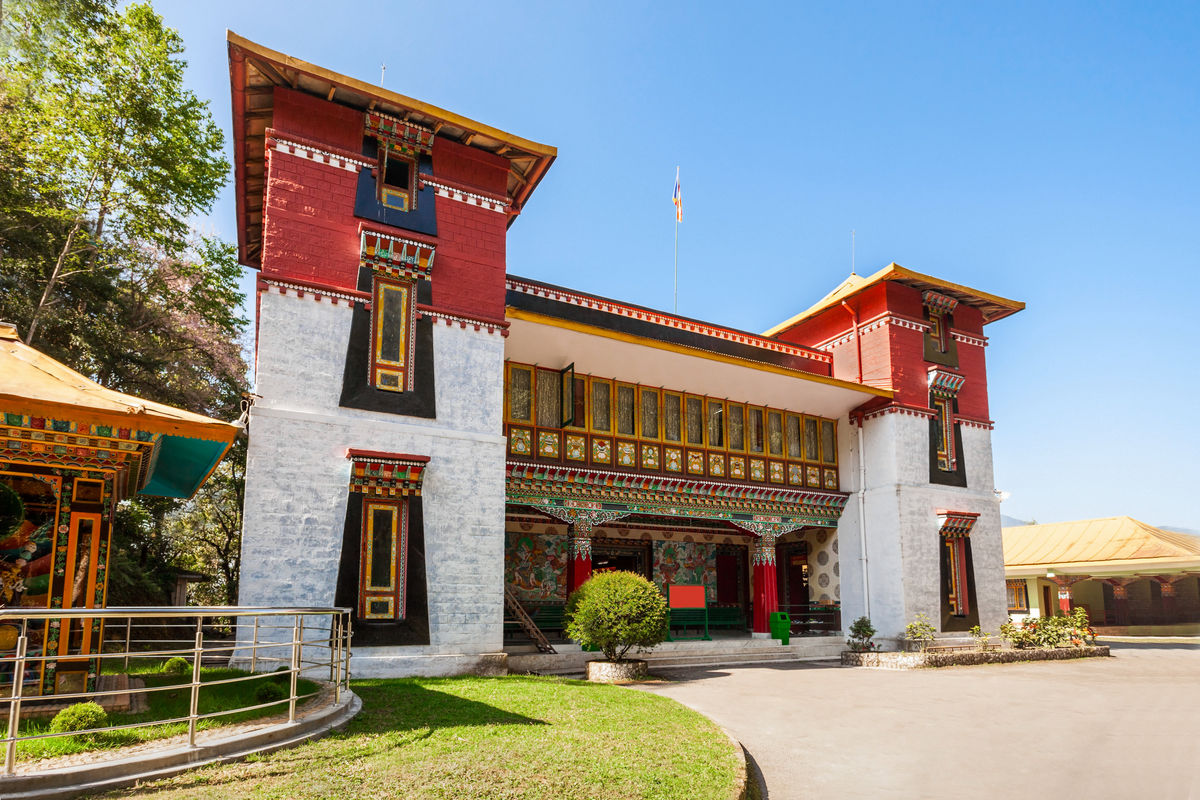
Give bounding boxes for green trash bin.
[769,611,791,645]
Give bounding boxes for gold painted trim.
[506,308,891,398]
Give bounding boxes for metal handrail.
[0,606,352,776]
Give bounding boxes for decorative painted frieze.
[505,461,848,529]
[535,503,631,536]
[261,277,366,307]
[922,290,960,315]
[347,449,429,498]
[364,111,435,156]
[361,230,436,282]
[421,178,508,213]
[927,367,967,397]
[936,509,979,538]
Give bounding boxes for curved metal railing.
[0,606,352,775]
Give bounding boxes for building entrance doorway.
[592,538,651,580]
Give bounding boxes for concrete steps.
[508,636,844,675]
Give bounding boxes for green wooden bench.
[708,607,747,630]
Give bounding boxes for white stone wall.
[239,290,508,673]
[838,412,1007,642]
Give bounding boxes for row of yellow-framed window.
[505,361,838,465]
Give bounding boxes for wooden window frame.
[747,406,766,455]
[638,387,663,441]
[945,536,970,617]
[506,363,535,424]
[766,409,785,458]
[376,146,418,212]
[615,382,639,439]
[359,500,408,621]
[820,419,838,465]
[706,399,726,451]
[370,276,415,392]
[589,377,613,433]
[1006,579,1029,613]
[784,413,804,460]
[726,403,746,453]
[662,390,684,443]
[684,394,706,447]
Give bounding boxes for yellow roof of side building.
[1003,517,1200,577]
[763,263,1026,337]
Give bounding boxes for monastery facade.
[228,33,1024,675]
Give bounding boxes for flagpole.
[673,215,679,314]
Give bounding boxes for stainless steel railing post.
[288,615,301,723]
[250,615,260,673]
[187,618,203,748]
[5,635,28,776]
[123,617,132,671]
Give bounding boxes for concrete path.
[637,641,1200,799]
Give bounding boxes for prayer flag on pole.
[672,167,682,222]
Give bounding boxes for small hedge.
[162,656,191,675]
[254,681,287,704]
[48,702,108,735]
[566,571,668,662]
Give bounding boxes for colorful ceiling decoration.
[361,229,436,282]
[505,461,848,529]
[347,449,429,498]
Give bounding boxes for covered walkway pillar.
[566,527,592,594]
[751,535,779,634]
[1050,575,1089,616]
[1103,578,1136,625]
[537,506,630,597]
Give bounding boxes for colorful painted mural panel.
[653,540,717,603]
[505,532,569,603]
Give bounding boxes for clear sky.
[159,0,1200,530]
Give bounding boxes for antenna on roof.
[380,62,387,86]
[851,230,856,275]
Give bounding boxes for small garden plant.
[48,702,108,738]
[566,571,668,662]
[969,625,992,650]
[904,613,937,651]
[846,616,878,652]
[1000,607,1095,649]
[162,656,191,675]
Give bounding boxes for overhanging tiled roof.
[1003,517,1200,575]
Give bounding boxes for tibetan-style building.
[1004,517,1200,632]
[0,322,238,693]
[228,33,1024,675]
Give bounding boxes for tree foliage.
[566,572,668,662]
[0,0,249,605]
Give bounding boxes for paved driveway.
[636,642,1200,799]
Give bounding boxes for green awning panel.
[138,435,229,499]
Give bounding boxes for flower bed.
[842,645,1110,669]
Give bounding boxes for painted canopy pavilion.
[0,322,238,694]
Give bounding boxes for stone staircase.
[507,636,845,675]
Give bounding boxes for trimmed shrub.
[566,571,668,662]
[48,702,108,735]
[1000,608,1095,649]
[162,656,190,675]
[254,680,287,704]
[846,616,878,652]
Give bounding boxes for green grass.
[102,675,741,800]
[17,664,319,760]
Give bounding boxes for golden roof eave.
[763,262,1026,337]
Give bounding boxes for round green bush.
[48,702,108,735]
[162,656,190,675]
[254,680,287,704]
[565,571,668,662]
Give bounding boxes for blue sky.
[161,1,1200,529]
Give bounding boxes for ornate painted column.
[1103,578,1136,625]
[1050,575,1089,616]
[536,506,629,597]
[567,527,593,594]
[751,535,779,634]
[1152,576,1185,624]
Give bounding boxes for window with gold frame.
[785,413,803,460]
[727,404,745,452]
[359,501,408,621]
[747,407,765,454]
[639,388,661,440]
[766,410,784,457]
[590,378,612,432]
[684,395,705,447]
[663,391,683,443]
[820,420,838,465]
[615,383,637,437]
[803,416,820,463]
[706,400,725,449]
[535,368,562,428]
[371,277,414,392]
[507,364,534,423]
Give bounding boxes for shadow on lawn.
[345,678,548,733]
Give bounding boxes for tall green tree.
[1,1,250,605]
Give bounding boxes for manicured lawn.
[105,675,741,800]
[17,662,319,760]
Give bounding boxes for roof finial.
[850,229,856,276]
[380,62,387,86]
